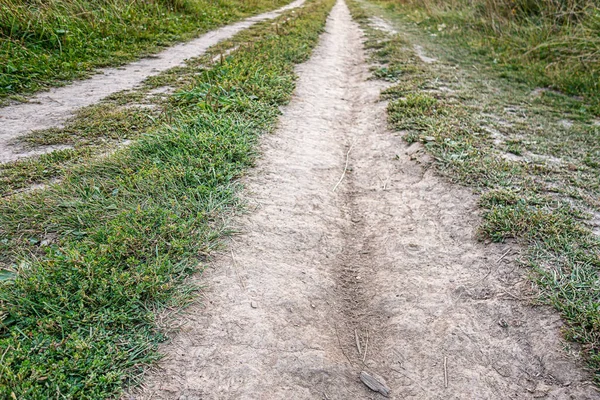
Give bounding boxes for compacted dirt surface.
[0,0,304,163]
[134,1,598,399]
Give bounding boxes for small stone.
[251,301,258,309]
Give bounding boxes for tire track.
[135,1,597,398]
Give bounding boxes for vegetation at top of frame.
[0,0,292,100]
[348,0,600,384]
[370,0,600,115]
[0,0,335,397]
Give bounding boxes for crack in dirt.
[0,0,305,164]
[131,1,598,398]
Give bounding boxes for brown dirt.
[131,1,598,398]
[0,0,304,164]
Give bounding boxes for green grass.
[0,0,293,100]
[368,0,600,115]
[0,0,335,396]
[349,0,600,384]
[0,2,302,198]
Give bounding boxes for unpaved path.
[134,1,597,398]
[0,0,304,164]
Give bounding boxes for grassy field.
[369,0,600,115]
[0,0,335,396]
[348,0,600,383]
[0,0,292,101]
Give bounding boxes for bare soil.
[132,1,597,398]
[0,0,304,164]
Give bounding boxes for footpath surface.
[134,1,597,398]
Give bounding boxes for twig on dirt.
[443,356,448,388]
[360,371,390,397]
[355,328,362,356]
[334,323,354,367]
[474,264,494,284]
[363,329,369,362]
[333,141,355,192]
[501,288,530,301]
[496,248,511,264]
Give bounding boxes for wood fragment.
[360,371,390,397]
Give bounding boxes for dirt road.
[0,0,304,164]
[135,1,597,398]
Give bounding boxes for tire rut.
[134,1,598,399]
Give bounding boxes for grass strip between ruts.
[0,0,335,397]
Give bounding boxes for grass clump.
[0,0,335,397]
[388,93,446,133]
[0,0,292,100]
[370,0,600,114]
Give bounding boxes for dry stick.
[496,248,511,264]
[501,288,530,301]
[355,328,362,356]
[332,141,355,192]
[444,356,448,388]
[362,329,369,363]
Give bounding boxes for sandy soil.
[132,1,598,398]
[0,0,304,164]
